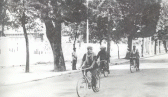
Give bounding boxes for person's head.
[133,45,136,50]
[100,46,106,51]
[87,46,93,54]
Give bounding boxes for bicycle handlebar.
[99,60,107,62]
[78,67,92,71]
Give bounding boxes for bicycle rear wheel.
[104,70,109,77]
[92,75,100,92]
[104,63,109,77]
[130,60,136,73]
[103,66,109,77]
[76,78,87,97]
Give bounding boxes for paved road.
[0,54,168,97]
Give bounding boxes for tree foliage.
[0,0,11,36]
[30,0,87,71]
[117,0,161,38]
[156,1,168,40]
[87,0,124,44]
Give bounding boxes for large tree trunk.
[107,39,110,62]
[99,39,102,45]
[22,12,29,73]
[154,39,157,55]
[107,10,111,63]
[73,23,78,49]
[125,35,133,59]
[45,20,66,71]
[1,5,6,37]
[141,38,144,57]
[1,18,6,36]
[159,40,161,53]
[116,43,120,59]
[73,32,77,49]
[163,40,167,53]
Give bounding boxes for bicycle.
[130,57,138,73]
[76,67,100,97]
[97,60,109,77]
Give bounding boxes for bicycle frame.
[98,60,109,77]
[98,60,107,68]
[83,70,92,84]
[81,68,93,85]
[82,67,100,86]
[130,57,138,73]
[76,67,100,97]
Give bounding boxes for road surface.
[0,54,168,97]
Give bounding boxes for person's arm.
[90,60,95,68]
[97,51,100,60]
[90,54,97,68]
[106,52,110,61]
[80,54,86,67]
[136,50,140,58]
[130,51,132,58]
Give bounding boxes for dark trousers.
[136,59,139,69]
[130,59,139,69]
[99,61,109,72]
[72,60,77,70]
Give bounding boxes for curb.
[1,53,167,86]
[1,70,81,86]
[111,53,167,65]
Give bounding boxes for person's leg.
[100,61,103,71]
[90,68,98,87]
[136,59,139,70]
[106,61,110,74]
[74,60,77,70]
[72,60,74,70]
[82,65,87,77]
[130,58,132,65]
[82,65,90,77]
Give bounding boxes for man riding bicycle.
[80,46,98,79]
[130,45,140,70]
[97,46,110,74]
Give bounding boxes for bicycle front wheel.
[76,78,87,97]
[92,75,100,92]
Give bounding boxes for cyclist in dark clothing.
[97,46,110,74]
[130,45,140,70]
[80,46,98,77]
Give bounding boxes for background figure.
[97,46,110,74]
[72,48,77,70]
[130,45,140,70]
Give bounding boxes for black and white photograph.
[0,0,168,97]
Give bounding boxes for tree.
[97,16,108,44]
[156,0,168,53]
[69,22,79,49]
[32,0,87,71]
[89,0,124,60]
[111,20,126,59]
[7,0,30,72]
[8,0,43,72]
[117,0,161,58]
[86,0,126,61]
[0,0,10,36]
